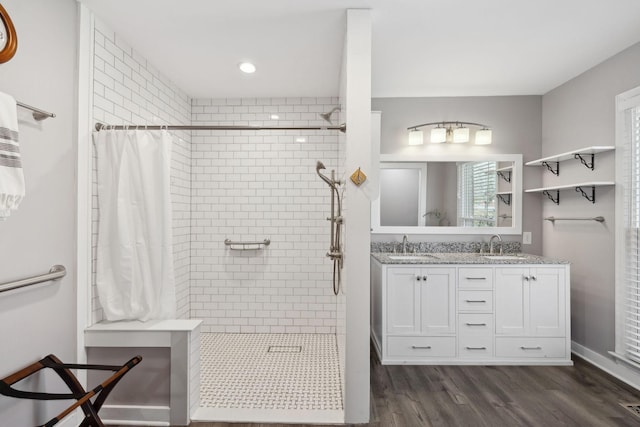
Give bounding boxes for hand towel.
[0,92,24,220]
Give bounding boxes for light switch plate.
[523,231,532,245]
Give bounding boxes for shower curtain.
[94,129,176,321]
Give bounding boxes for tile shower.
[190,97,341,335]
[90,17,346,417]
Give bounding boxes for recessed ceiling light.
[239,62,256,74]
[270,114,280,120]
[295,137,307,143]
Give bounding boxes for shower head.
[315,160,333,187]
[320,107,341,125]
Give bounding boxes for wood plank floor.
[190,347,640,427]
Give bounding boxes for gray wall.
[0,0,78,425]
[542,41,640,357]
[371,96,543,254]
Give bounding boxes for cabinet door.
[420,268,456,334]
[529,267,565,336]
[386,267,421,334]
[495,267,528,335]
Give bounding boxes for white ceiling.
[80,0,640,99]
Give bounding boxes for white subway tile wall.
[91,18,192,322]
[191,98,341,334]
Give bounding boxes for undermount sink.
[482,255,527,260]
[388,254,438,260]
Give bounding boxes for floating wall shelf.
[525,181,615,205]
[525,146,615,175]
[496,191,512,205]
[496,166,513,183]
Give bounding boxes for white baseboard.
[99,404,170,426]
[571,341,640,391]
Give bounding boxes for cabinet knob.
[423,275,427,281]
[416,275,421,281]
[531,275,537,281]
[523,275,530,281]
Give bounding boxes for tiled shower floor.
[199,333,344,412]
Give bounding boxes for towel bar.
[544,216,605,223]
[17,101,55,121]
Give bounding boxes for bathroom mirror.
[0,4,17,64]
[371,153,522,235]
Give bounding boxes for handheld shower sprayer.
[315,160,343,295]
[316,161,335,188]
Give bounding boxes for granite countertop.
[371,252,569,265]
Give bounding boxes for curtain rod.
[95,122,346,133]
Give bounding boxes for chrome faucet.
[489,234,503,255]
[402,235,408,254]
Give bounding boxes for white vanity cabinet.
[457,267,494,359]
[495,266,568,359]
[371,256,571,365]
[386,267,455,335]
[382,266,456,361]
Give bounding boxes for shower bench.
[84,319,201,426]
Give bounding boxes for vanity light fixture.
[407,121,492,145]
[239,62,256,74]
[475,128,493,145]
[408,128,424,145]
[430,126,447,143]
[452,125,469,143]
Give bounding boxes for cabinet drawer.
[387,336,456,358]
[495,337,566,358]
[458,290,493,312]
[459,268,493,289]
[458,336,494,359]
[458,313,493,336]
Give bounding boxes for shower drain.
[267,345,302,353]
[621,403,640,418]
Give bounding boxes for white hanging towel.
[0,92,24,220]
[94,129,176,321]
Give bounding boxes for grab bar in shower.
[224,239,271,251]
[0,265,66,294]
